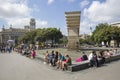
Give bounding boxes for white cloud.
[36,19,48,28]
[0,0,49,31]
[83,0,120,23]
[60,26,67,36]
[80,0,120,34]
[6,18,48,29]
[48,0,54,4]
[80,19,96,34]
[7,18,30,29]
[0,0,31,18]
[80,0,90,8]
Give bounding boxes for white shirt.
[88,53,93,60]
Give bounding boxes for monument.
[65,11,81,50]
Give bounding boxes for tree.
[18,29,37,44]
[79,37,94,45]
[92,23,120,47]
[18,28,63,46]
[45,28,63,46]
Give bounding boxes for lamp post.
[90,27,92,36]
[90,27,92,33]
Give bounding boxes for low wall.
[68,54,120,72]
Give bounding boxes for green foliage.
[18,28,63,45]
[92,23,120,46]
[59,37,68,44]
[79,38,87,44]
[79,37,94,45]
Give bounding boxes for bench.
[68,60,89,72]
[68,54,120,72]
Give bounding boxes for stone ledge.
[68,60,89,72]
[68,54,120,72]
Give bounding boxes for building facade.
[111,22,120,27]
[0,18,36,45]
[0,26,28,45]
[29,18,36,30]
[79,34,90,39]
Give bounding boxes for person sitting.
[26,49,32,57]
[75,57,83,62]
[105,50,113,58]
[31,49,36,59]
[109,49,113,56]
[49,50,55,66]
[98,51,105,65]
[88,51,94,67]
[105,50,113,62]
[93,51,99,67]
[62,54,72,71]
[82,52,88,61]
[43,51,49,64]
[52,51,58,66]
[56,53,66,69]
[76,52,88,62]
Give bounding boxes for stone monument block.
[65,11,81,50]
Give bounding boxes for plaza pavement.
[0,52,120,80]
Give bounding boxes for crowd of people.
[43,49,117,71]
[5,45,118,71]
[88,49,116,67]
[43,50,72,71]
[15,47,36,59]
[0,45,12,53]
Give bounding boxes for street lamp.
[90,27,92,33]
[90,27,92,36]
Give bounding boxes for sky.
[0,0,120,35]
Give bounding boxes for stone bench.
[68,54,120,72]
[68,60,89,72]
[105,54,120,63]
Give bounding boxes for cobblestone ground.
[0,52,120,80]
